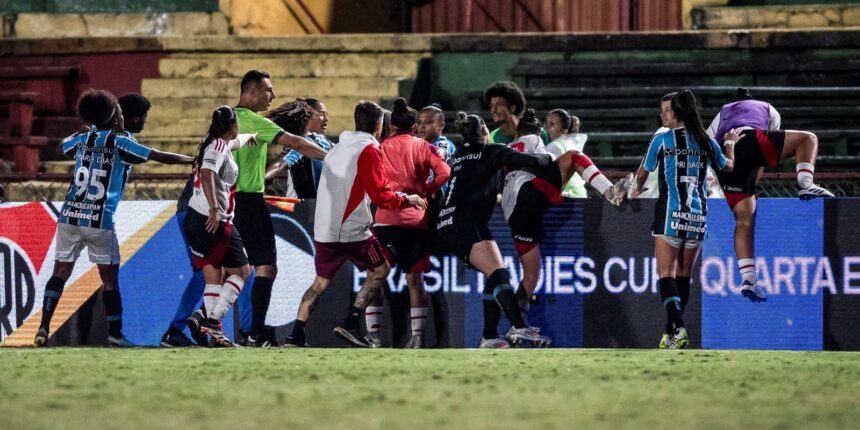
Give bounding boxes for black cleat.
[186,309,208,346]
[333,324,369,348]
[160,329,193,347]
[282,335,310,348]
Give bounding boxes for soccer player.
[544,109,587,198]
[435,112,554,348]
[284,101,427,348]
[706,88,834,302]
[370,97,450,348]
[232,70,328,347]
[117,93,150,135]
[264,98,334,198]
[501,109,629,334]
[417,103,454,160]
[34,89,194,347]
[630,90,735,349]
[183,106,255,347]
[484,81,549,144]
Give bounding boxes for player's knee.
[236,265,251,280]
[369,262,390,280]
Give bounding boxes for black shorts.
[232,192,277,266]
[717,129,785,195]
[508,182,553,246]
[436,223,494,269]
[374,225,431,273]
[183,209,248,270]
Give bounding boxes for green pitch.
[2,348,859,430]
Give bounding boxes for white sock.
[211,275,244,321]
[203,284,221,318]
[365,306,383,336]
[410,307,428,336]
[518,299,530,326]
[738,258,756,285]
[582,165,612,196]
[796,162,814,188]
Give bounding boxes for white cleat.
[478,337,510,349]
[506,326,551,348]
[668,327,688,350]
[798,184,835,200]
[365,333,382,348]
[605,173,634,206]
[405,333,424,349]
[741,280,768,303]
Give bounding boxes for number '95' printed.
[59,129,152,230]
[642,127,727,240]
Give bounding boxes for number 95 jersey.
[58,129,152,230]
[642,127,726,240]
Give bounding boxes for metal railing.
[2,172,858,203]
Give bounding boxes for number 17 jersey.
[59,129,152,230]
[642,127,726,240]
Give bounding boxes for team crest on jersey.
[0,203,58,338]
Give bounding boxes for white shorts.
[54,223,121,265]
[656,235,702,250]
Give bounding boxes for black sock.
[344,306,362,329]
[40,276,66,330]
[659,277,684,330]
[251,276,274,337]
[488,269,525,329]
[291,319,307,340]
[102,289,123,338]
[482,294,501,339]
[677,276,691,314]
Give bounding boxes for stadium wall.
[2,198,859,350]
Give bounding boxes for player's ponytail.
[196,105,237,168]
[516,108,541,137]
[455,111,485,145]
[671,90,718,170]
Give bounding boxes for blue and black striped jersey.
[642,127,727,240]
[59,129,152,230]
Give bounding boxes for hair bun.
[456,111,467,121]
[393,97,408,113]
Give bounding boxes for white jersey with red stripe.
[314,130,407,243]
[501,134,554,220]
[189,138,238,221]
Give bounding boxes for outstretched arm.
[277,132,327,160]
[148,148,194,165]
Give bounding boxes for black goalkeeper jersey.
[437,142,552,230]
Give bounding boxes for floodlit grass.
[1,348,859,430]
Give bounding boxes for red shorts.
[724,191,755,210]
[314,236,392,279]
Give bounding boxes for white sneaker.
[478,337,510,349]
[107,335,136,347]
[741,280,768,303]
[405,333,424,349]
[506,326,551,347]
[799,184,834,200]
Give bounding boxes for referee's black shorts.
[233,192,277,266]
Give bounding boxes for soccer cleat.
[799,184,834,200]
[506,326,552,348]
[405,333,425,349]
[365,332,382,348]
[333,324,369,348]
[186,309,209,346]
[741,280,768,303]
[34,327,49,347]
[669,327,688,350]
[200,319,234,348]
[478,337,510,349]
[108,335,137,348]
[604,173,634,207]
[160,329,193,347]
[659,334,670,350]
[282,335,310,348]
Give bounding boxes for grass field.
[1,348,859,430]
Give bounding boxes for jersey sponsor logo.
[663,147,707,157]
[670,211,706,222]
[452,152,482,163]
[437,207,456,218]
[670,220,706,234]
[436,217,453,229]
